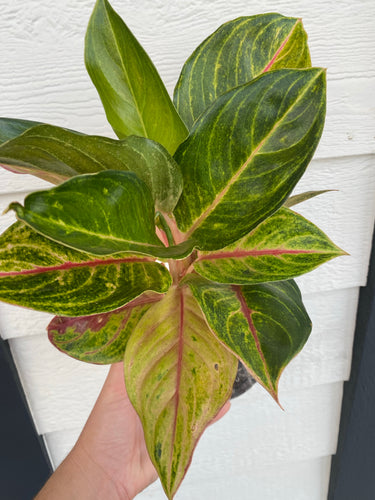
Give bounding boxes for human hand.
[36,362,230,499]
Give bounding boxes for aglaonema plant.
[0,1,345,497]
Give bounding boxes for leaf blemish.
[154,442,162,460]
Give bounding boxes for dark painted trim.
[0,337,52,500]
[328,225,375,500]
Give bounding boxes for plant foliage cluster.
[0,1,344,497]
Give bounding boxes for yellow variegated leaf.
[124,286,237,499]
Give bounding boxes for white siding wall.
[0,1,374,498]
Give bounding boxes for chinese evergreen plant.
[0,1,345,497]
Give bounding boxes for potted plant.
[0,0,345,497]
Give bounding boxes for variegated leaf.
[187,276,311,401]
[0,125,183,212]
[8,170,193,259]
[174,68,326,251]
[0,222,171,316]
[194,208,345,284]
[0,117,43,145]
[174,14,311,128]
[119,135,183,213]
[48,293,161,363]
[124,285,237,499]
[85,0,187,154]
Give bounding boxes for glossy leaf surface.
[85,0,187,154]
[174,68,326,251]
[0,222,171,316]
[8,171,192,259]
[187,276,311,401]
[118,135,183,213]
[124,286,237,499]
[0,117,43,145]
[0,125,183,212]
[194,208,345,284]
[174,14,311,128]
[48,293,161,363]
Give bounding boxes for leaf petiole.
[155,211,175,247]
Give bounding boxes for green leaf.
[124,285,237,499]
[174,68,326,251]
[174,14,311,129]
[7,170,193,259]
[118,135,183,213]
[0,125,183,212]
[194,207,345,284]
[0,222,171,316]
[284,190,334,208]
[48,292,161,363]
[187,276,311,401]
[85,0,188,154]
[0,117,43,145]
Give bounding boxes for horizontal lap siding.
[0,1,374,158]
[138,456,333,500]
[0,78,373,162]
[39,382,343,470]
[0,0,374,499]
[44,426,332,500]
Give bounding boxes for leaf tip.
[338,248,350,257]
[276,399,285,411]
[332,242,349,258]
[269,385,283,409]
[3,201,22,217]
[267,377,285,409]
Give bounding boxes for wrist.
[70,443,131,500]
[35,444,130,500]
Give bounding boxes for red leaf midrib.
[170,288,185,465]
[232,285,277,400]
[261,19,300,73]
[0,255,154,277]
